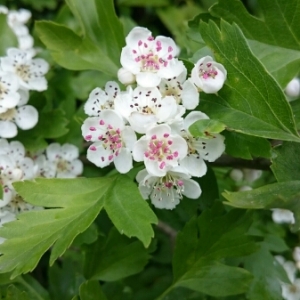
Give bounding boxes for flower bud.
[230,169,243,182]
[191,56,227,93]
[117,67,136,85]
[285,78,300,99]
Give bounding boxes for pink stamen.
[168,140,172,145]
[138,40,142,46]
[99,120,105,125]
[108,155,114,161]
[177,180,184,186]
[163,133,169,138]
[89,126,96,131]
[90,146,97,151]
[173,151,178,157]
[159,162,166,169]
[151,134,157,140]
[108,124,113,129]
[168,46,173,52]
[85,135,92,141]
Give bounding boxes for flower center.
[16,64,31,82]
[144,133,178,169]
[0,83,8,100]
[0,108,17,121]
[56,159,70,172]
[199,62,218,79]
[159,79,182,104]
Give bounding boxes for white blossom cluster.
[0,139,83,230]
[82,27,227,210]
[276,255,300,300]
[0,6,49,138]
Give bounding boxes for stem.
[155,284,175,300]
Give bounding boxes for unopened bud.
[117,68,136,85]
[285,78,300,99]
[230,169,243,182]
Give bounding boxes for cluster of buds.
[82,27,227,209]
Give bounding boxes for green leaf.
[79,281,107,300]
[84,228,150,281]
[224,131,271,159]
[291,100,300,129]
[104,175,157,247]
[119,0,170,6]
[0,14,18,56]
[4,285,30,300]
[189,119,226,139]
[271,142,300,182]
[35,21,118,76]
[32,109,69,139]
[0,175,156,277]
[198,20,299,142]
[223,181,300,231]
[66,0,124,66]
[158,206,256,298]
[0,178,110,277]
[210,0,300,87]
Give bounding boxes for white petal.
[101,109,124,129]
[0,121,17,138]
[184,111,209,131]
[180,155,207,177]
[27,77,48,91]
[132,138,147,162]
[15,105,38,130]
[181,79,199,110]
[61,144,79,161]
[136,72,161,88]
[128,112,157,134]
[182,178,202,199]
[87,142,111,168]
[120,46,141,74]
[17,88,29,106]
[84,87,108,116]
[146,123,171,139]
[81,117,105,142]
[114,148,133,173]
[105,81,120,99]
[46,143,61,161]
[69,159,83,176]
[199,133,225,162]
[121,126,137,150]
[145,159,167,177]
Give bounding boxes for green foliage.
[271,142,300,181]
[79,281,107,300]
[188,119,226,139]
[0,175,156,278]
[223,181,300,231]
[0,14,17,56]
[224,131,271,159]
[198,20,300,142]
[210,0,300,87]
[157,205,257,298]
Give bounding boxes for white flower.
[243,169,262,183]
[272,209,295,224]
[84,81,120,116]
[172,111,225,177]
[120,27,185,88]
[46,143,83,178]
[0,6,8,14]
[0,71,20,113]
[117,67,136,85]
[191,56,227,93]
[285,78,300,99]
[33,154,56,178]
[0,103,38,138]
[82,110,136,174]
[276,256,300,300]
[158,69,199,110]
[293,247,300,269]
[136,168,201,209]
[1,48,49,91]
[133,124,187,177]
[115,86,184,134]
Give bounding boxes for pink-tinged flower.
[84,81,120,117]
[1,48,49,91]
[191,56,227,93]
[115,86,184,134]
[82,110,137,174]
[172,111,225,177]
[158,68,199,110]
[133,124,187,177]
[136,168,201,209]
[120,27,185,88]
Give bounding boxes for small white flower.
[133,124,187,177]
[117,67,136,85]
[243,169,262,183]
[285,78,300,99]
[1,48,49,91]
[33,154,56,178]
[120,27,185,88]
[238,186,252,191]
[46,143,83,178]
[82,110,136,174]
[84,81,120,116]
[158,69,199,110]
[172,111,225,177]
[0,104,38,138]
[115,85,184,134]
[0,6,8,14]
[136,168,201,209]
[191,56,227,93]
[0,71,20,113]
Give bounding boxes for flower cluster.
[0,7,49,138]
[82,27,227,210]
[0,139,83,230]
